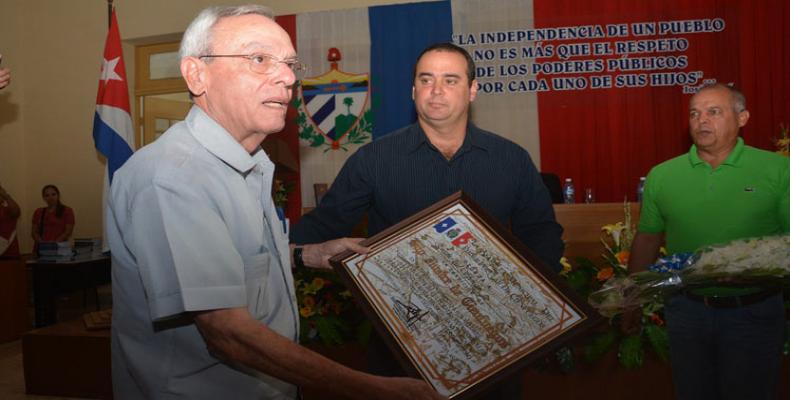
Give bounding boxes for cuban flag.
[451,231,475,247]
[93,8,133,184]
[280,1,452,209]
[433,216,457,233]
[283,0,785,211]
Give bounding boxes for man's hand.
[301,238,368,269]
[621,232,664,334]
[627,232,663,273]
[0,68,10,90]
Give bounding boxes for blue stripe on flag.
[369,0,453,139]
[311,96,336,127]
[93,112,133,183]
[302,83,369,96]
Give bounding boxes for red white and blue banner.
[285,7,375,205]
[278,0,788,211]
[93,8,134,184]
[454,0,788,203]
[279,2,452,209]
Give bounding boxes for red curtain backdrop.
[274,15,303,223]
[536,0,789,203]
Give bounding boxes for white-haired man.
[107,5,444,400]
[629,83,789,400]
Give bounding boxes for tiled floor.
[0,286,111,400]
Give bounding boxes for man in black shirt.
[291,42,563,399]
[292,43,562,271]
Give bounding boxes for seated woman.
[31,184,75,252]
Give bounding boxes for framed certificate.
[330,191,600,399]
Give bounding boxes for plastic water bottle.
[636,177,646,202]
[562,178,575,204]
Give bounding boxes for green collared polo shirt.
[639,137,789,253]
[638,138,789,296]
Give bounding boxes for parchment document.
[343,204,584,397]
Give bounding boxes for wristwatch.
[293,246,305,270]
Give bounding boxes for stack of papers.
[73,238,103,260]
[37,241,73,262]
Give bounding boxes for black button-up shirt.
[291,122,564,271]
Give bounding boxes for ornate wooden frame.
[330,191,600,399]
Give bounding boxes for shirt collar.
[405,122,492,155]
[186,106,270,174]
[688,137,745,168]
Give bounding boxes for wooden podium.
[553,202,641,263]
[23,318,112,399]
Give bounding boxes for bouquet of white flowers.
[589,234,790,318]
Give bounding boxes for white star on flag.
[100,57,123,83]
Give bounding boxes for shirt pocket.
[242,251,271,320]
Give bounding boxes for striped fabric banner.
[286,1,452,209]
[282,0,788,209]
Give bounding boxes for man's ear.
[469,79,478,103]
[412,85,415,101]
[737,109,750,128]
[181,57,207,97]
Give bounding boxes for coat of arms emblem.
[293,48,372,151]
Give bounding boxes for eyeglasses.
[199,53,307,80]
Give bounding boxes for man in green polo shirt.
[629,83,790,400]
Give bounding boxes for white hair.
[179,5,275,59]
[696,82,747,113]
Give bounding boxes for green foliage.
[292,81,373,151]
[310,133,325,148]
[273,180,294,207]
[314,315,347,346]
[644,323,670,362]
[618,334,644,370]
[345,108,373,146]
[291,93,302,109]
[564,258,597,298]
[555,346,576,373]
[343,96,354,111]
[295,268,368,346]
[561,254,670,372]
[583,330,617,363]
[557,204,672,372]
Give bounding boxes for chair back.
[540,172,563,204]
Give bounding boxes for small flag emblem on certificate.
[433,217,457,233]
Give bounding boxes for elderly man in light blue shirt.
[107,5,444,400]
[110,103,301,398]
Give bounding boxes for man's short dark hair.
[412,42,476,87]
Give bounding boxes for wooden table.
[28,255,111,328]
